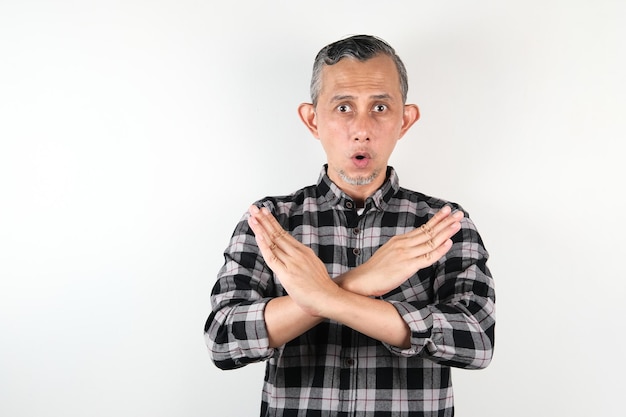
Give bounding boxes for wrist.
[335,266,371,296]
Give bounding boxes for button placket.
[345,203,364,267]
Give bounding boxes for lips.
[351,151,371,168]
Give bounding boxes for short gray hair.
[310,35,409,107]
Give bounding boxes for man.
[205,35,495,417]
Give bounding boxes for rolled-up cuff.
[382,300,441,358]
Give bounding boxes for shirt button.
[352,248,360,256]
[345,358,355,366]
[352,228,360,235]
[345,201,354,209]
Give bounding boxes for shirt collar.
[316,165,400,212]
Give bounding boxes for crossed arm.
[247,204,464,349]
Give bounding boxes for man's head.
[310,35,409,108]
[298,35,420,204]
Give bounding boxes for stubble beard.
[336,168,381,186]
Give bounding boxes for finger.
[428,205,452,226]
[406,206,450,239]
[247,207,287,262]
[248,206,288,243]
[419,238,453,265]
[425,206,463,234]
[421,220,461,252]
[402,219,460,261]
[248,205,273,243]
[249,216,288,270]
[260,235,286,267]
[248,206,280,237]
[248,206,298,256]
[410,206,464,241]
[259,207,289,240]
[428,210,463,242]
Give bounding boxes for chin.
[337,168,380,186]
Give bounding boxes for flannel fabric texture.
[205,166,495,417]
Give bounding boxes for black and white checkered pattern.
[205,166,495,417]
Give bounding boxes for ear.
[298,103,319,138]
[398,104,420,139]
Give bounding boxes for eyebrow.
[330,93,393,102]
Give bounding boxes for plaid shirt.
[205,166,495,417]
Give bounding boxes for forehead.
[319,54,402,100]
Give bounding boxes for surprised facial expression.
[299,54,419,200]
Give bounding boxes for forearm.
[263,278,410,349]
[323,287,411,349]
[264,295,324,348]
[333,268,412,348]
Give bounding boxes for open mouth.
[351,152,371,168]
[352,151,371,160]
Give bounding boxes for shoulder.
[254,184,319,217]
[392,186,467,218]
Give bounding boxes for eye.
[337,104,351,113]
[373,104,388,112]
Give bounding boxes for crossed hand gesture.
[248,205,463,316]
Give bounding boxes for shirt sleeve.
[383,215,496,370]
[204,211,276,370]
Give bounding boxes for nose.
[351,112,372,141]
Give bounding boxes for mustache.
[349,150,374,159]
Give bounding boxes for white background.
[1,1,624,416]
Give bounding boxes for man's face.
[299,54,419,200]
